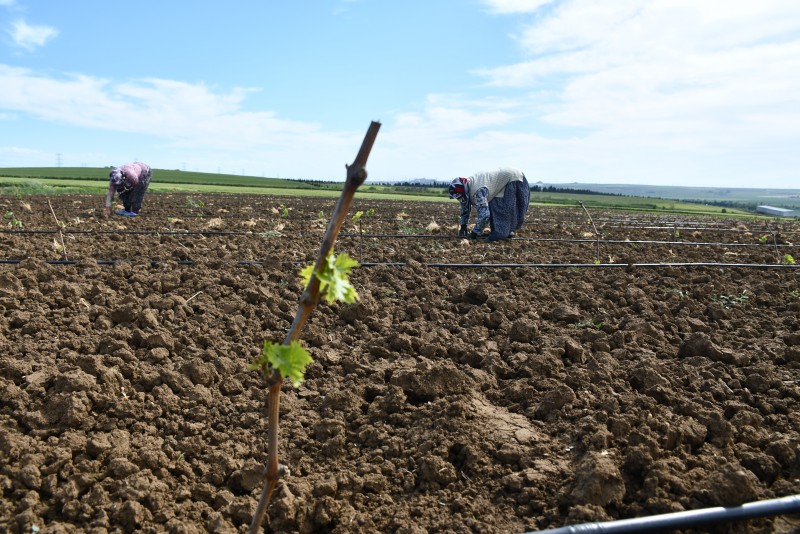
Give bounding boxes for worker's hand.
[102,206,110,218]
[458,225,468,238]
[469,231,480,240]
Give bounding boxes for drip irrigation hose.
[529,494,800,534]
[1,259,797,269]
[340,234,800,248]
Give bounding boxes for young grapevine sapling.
[247,121,380,534]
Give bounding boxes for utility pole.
[56,153,62,167]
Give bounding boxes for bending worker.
[449,167,530,242]
[103,162,153,217]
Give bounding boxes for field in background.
[546,182,800,210]
[0,167,791,217]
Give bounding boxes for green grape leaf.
[248,340,313,387]
[300,263,315,287]
[301,252,360,304]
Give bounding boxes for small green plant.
[783,253,796,265]
[711,290,749,309]
[352,209,377,262]
[186,197,205,209]
[186,197,206,218]
[759,235,769,244]
[667,287,688,298]
[279,204,289,218]
[399,224,416,235]
[249,340,314,388]
[576,319,603,329]
[300,252,360,304]
[52,238,65,256]
[4,211,23,228]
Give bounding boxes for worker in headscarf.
[103,162,153,217]
[449,167,530,241]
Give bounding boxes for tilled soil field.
[1,193,799,534]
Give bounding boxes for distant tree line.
[530,185,620,196]
[677,198,759,211]
[356,180,794,213]
[388,182,628,196]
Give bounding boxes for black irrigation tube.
[1,259,798,270]
[340,234,800,249]
[530,494,800,534]
[368,262,797,269]
[528,237,797,248]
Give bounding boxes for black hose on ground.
[529,494,800,534]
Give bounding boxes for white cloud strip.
[472,0,800,152]
[0,65,349,151]
[481,0,554,15]
[8,19,59,51]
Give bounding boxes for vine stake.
[47,199,68,261]
[248,120,381,533]
[578,201,601,264]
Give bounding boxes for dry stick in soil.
[47,199,68,261]
[352,210,365,263]
[248,120,381,533]
[578,200,601,263]
[770,229,781,264]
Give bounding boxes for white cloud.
[0,65,330,149]
[481,0,554,15]
[0,64,370,178]
[369,1,800,185]
[372,94,561,179]
[393,94,518,137]
[468,1,800,179]
[7,19,58,50]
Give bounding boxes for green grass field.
[0,166,774,217]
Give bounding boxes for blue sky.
[1,0,799,188]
